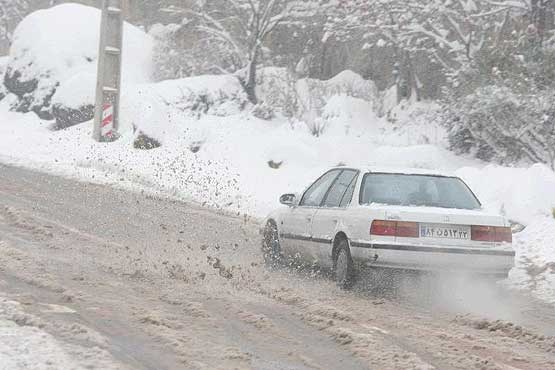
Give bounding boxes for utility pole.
[92,0,124,142]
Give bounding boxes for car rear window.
[359,173,481,210]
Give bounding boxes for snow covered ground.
[0,295,76,370]
[0,3,554,307]
[0,293,122,370]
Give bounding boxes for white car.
[262,166,515,288]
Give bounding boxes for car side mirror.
[279,193,297,206]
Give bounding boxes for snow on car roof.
[334,165,454,177]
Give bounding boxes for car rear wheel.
[262,222,282,267]
[334,238,355,289]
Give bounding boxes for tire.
[334,238,355,289]
[262,222,282,267]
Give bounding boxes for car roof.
[332,165,454,177]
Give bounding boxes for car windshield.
[360,173,481,210]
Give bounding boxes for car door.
[279,169,342,261]
[311,169,359,268]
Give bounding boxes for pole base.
[98,131,121,143]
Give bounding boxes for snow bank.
[324,70,378,101]
[321,95,379,135]
[457,164,555,223]
[256,68,378,123]
[508,217,555,304]
[453,164,555,304]
[4,3,153,117]
[51,72,96,111]
[297,70,378,110]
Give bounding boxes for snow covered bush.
[257,68,378,134]
[51,103,95,130]
[251,102,275,120]
[137,75,247,117]
[445,86,555,168]
[296,70,378,136]
[256,67,299,118]
[122,74,248,142]
[3,4,153,120]
[133,131,161,150]
[317,70,377,102]
[443,29,555,170]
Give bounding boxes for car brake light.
[471,225,512,243]
[370,220,396,236]
[370,220,419,238]
[396,221,419,238]
[494,227,512,243]
[471,225,494,242]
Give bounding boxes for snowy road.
[1,163,555,370]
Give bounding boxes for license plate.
[419,224,471,240]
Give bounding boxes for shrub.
[134,132,161,150]
[442,36,555,169]
[251,102,275,120]
[444,86,555,167]
[51,103,94,130]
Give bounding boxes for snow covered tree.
[0,0,29,42]
[149,23,199,81]
[172,0,321,104]
[444,84,555,169]
[324,0,529,102]
[529,0,555,46]
[441,1,555,169]
[323,0,555,168]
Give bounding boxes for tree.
[444,84,555,170]
[0,0,29,42]
[324,0,525,102]
[170,0,321,104]
[441,1,555,170]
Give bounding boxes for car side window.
[300,170,341,207]
[323,170,358,208]
[339,173,358,207]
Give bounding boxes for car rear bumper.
[349,242,515,277]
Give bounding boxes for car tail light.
[370,220,419,238]
[471,225,494,242]
[396,221,419,238]
[471,225,512,243]
[494,227,512,243]
[370,220,396,236]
